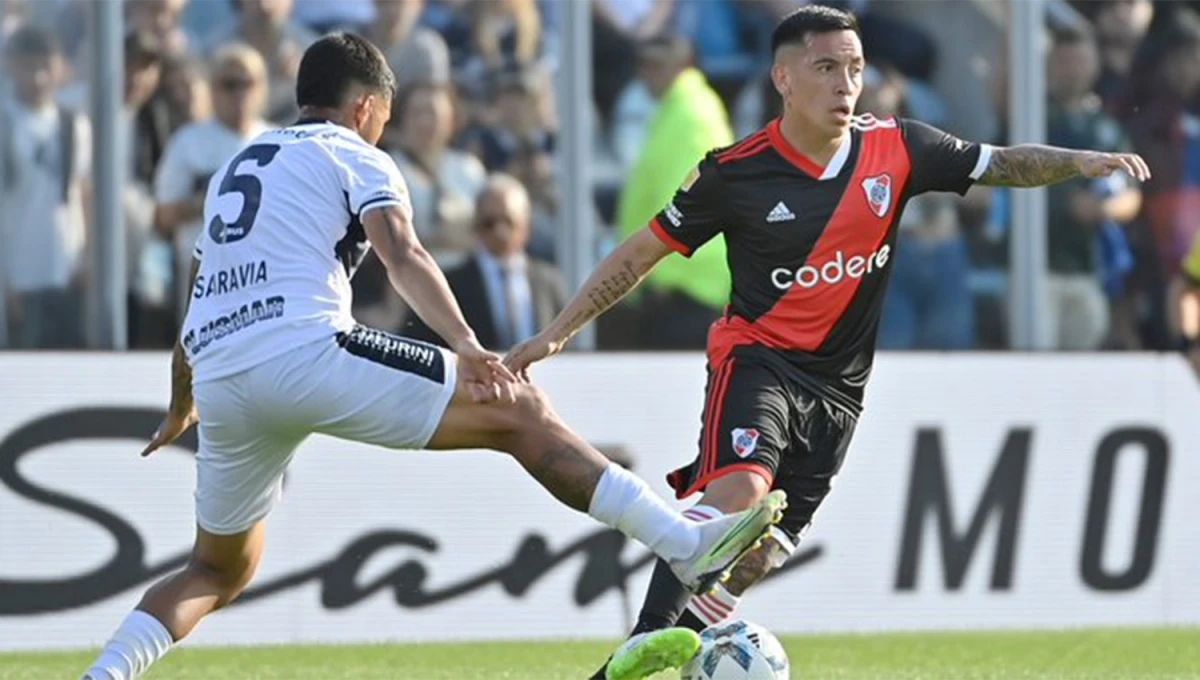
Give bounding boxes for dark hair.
[1051,25,1095,48]
[296,33,396,109]
[125,29,163,67]
[4,25,61,59]
[771,4,860,55]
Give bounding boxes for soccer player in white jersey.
[78,34,786,680]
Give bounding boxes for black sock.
[675,607,708,632]
[591,560,697,680]
[633,558,693,633]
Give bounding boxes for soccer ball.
[680,619,789,680]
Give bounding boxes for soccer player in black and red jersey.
[506,6,1151,679]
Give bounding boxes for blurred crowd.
[0,0,1198,354]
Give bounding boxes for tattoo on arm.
[561,259,643,339]
[587,259,640,310]
[170,259,199,413]
[977,145,1081,187]
[169,342,193,413]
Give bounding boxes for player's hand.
[141,404,198,457]
[503,332,564,382]
[1074,151,1152,182]
[454,337,518,404]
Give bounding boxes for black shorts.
[666,357,857,541]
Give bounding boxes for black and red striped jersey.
[648,115,991,415]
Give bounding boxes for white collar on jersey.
[819,133,853,181]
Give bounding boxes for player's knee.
[511,383,556,429]
[700,469,773,513]
[492,383,558,454]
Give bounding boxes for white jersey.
[182,119,410,383]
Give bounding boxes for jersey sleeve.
[900,118,992,197]
[647,153,726,257]
[338,145,413,219]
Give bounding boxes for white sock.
[81,610,174,680]
[588,463,699,561]
[688,582,742,627]
[682,505,723,522]
[766,526,798,569]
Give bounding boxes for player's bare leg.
[81,523,266,679]
[429,378,787,594]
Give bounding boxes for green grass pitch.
[2,628,1198,679]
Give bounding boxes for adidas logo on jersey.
[766,201,796,223]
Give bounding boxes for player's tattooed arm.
[978,145,1151,187]
[977,145,1080,187]
[558,259,641,336]
[142,260,200,457]
[168,258,200,416]
[547,229,672,345]
[168,341,193,415]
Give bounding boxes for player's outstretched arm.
[977,145,1151,187]
[363,205,480,351]
[504,228,672,375]
[363,204,516,402]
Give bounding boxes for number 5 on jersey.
[208,143,282,245]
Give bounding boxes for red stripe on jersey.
[648,217,691,256]
[716,130,768,163]
[707,125,911,366]
[767,118,826,177]
[717,139,770,165]
[704,361,735,477]
[700,360,735,479]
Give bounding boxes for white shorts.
[192,326,458,535]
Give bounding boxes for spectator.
[1125,12,1200,281]
[365,0,450,92]
[56,29,169,347]
[153,43,272,332]
[404,173,566,350]
[201,0,318,124]
[126,0,193,60]
[614,34,732,349]
[387,82,487,263]
[474,0,541,70]
[159,55,212,132]
[125,30,172,188]
[1,25,90,349]
[1044,28,1141,350]
[58,28,170,184]
[1078,0,1154,112]
[463,64,555,172]
[290,0,375,34]
[505,142,557,263]
[58,29,170,188]
[591,0,676,126]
